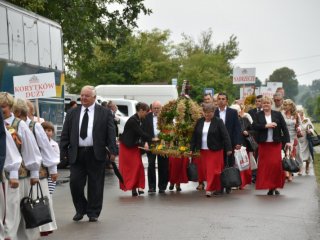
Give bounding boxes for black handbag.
[282,148,300,173]
[308,129,320,147]
[220,167,242,188]
[20,182,52,229]
[187,161,198,182]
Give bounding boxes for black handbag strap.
[28,182,44,200]
[28,184,34,199]
[36,182,44,199]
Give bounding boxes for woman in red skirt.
[119,102,153,196]
[168,156,189,191]
[190,103,232,197]
[253,96,291,195]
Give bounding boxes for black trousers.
[147,153,169,190]
[70,147,106,218]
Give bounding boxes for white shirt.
[49,139,60,155]
[219,107,227,124]
[153,114,160,137]
[5,113,41,178]
[4,127,22,179]
[201,122,211,150]
[26,117,59,174]
[265,115,273,142]
[79,104,95,147]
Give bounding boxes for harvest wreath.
[151,97,202,157]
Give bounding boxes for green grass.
[313,123,320,184]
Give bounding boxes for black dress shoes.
[89,217,98,222]
[148,188,156,194]
[225,187,231,194]
[132,189,138,197]
[159,190,165,194]
[73,213,84,221]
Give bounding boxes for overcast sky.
[137,0,320,86]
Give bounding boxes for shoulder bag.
[307,129,320,147]
[187,158,198,182]
[20,182,52,229]
[282,147,300,173]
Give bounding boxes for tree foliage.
[175,31,240,102]
[67,29,178,93]
[268,67,298,100]
[8,0,151,69]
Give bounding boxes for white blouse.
[265,115,273,142]
[26,117,59,174]
[4,127,22,179]
[201,122,211,150]
[5,113,41,178]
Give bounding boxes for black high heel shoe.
[267,189,274,195]
[169,184,174,191]
[132,189,138,197]
[138,189,144,195]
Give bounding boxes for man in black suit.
[214,93,241,193]
[60,86,117,222]
[143,101,169,194]
[248,95,263,122]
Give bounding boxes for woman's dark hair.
[70,101,77,108]
[136,102,149,112]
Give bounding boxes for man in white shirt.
[60,86,117,222]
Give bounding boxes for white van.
[95,84,178,105]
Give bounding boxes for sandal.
[196,183,205,191]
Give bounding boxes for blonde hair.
[0,92,14,108]
[283,99,297,115]
[12,98,29,117]
[261,96,273,105]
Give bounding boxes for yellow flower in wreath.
[156,144,163,150]
[179,146,187,152]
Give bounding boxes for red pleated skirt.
[200,149,224,191]
[255,142,285,190]
[240,150,252,188]
[119,142,145,191]
[168,157,189,184]
[192,156,206,182]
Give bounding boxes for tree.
[8,0,151,69]
[175,31,240,102]
[268,67,298,100]
[66,29,179,93]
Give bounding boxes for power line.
[235,54,320,65]
[297,69,320,77]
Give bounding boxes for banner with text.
[266,82,283,93]
[13,72,56,99]
[233,68,256,84]
[240,87,260,99]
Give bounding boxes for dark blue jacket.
[0,111,6,173]
[214,107,241,148]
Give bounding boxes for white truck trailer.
[95,84,178,105]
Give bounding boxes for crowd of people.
[0,85,317,239]
[118,87,316,198]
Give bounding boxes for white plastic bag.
[234,147,250,171]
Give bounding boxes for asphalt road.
[46,158,320,240]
